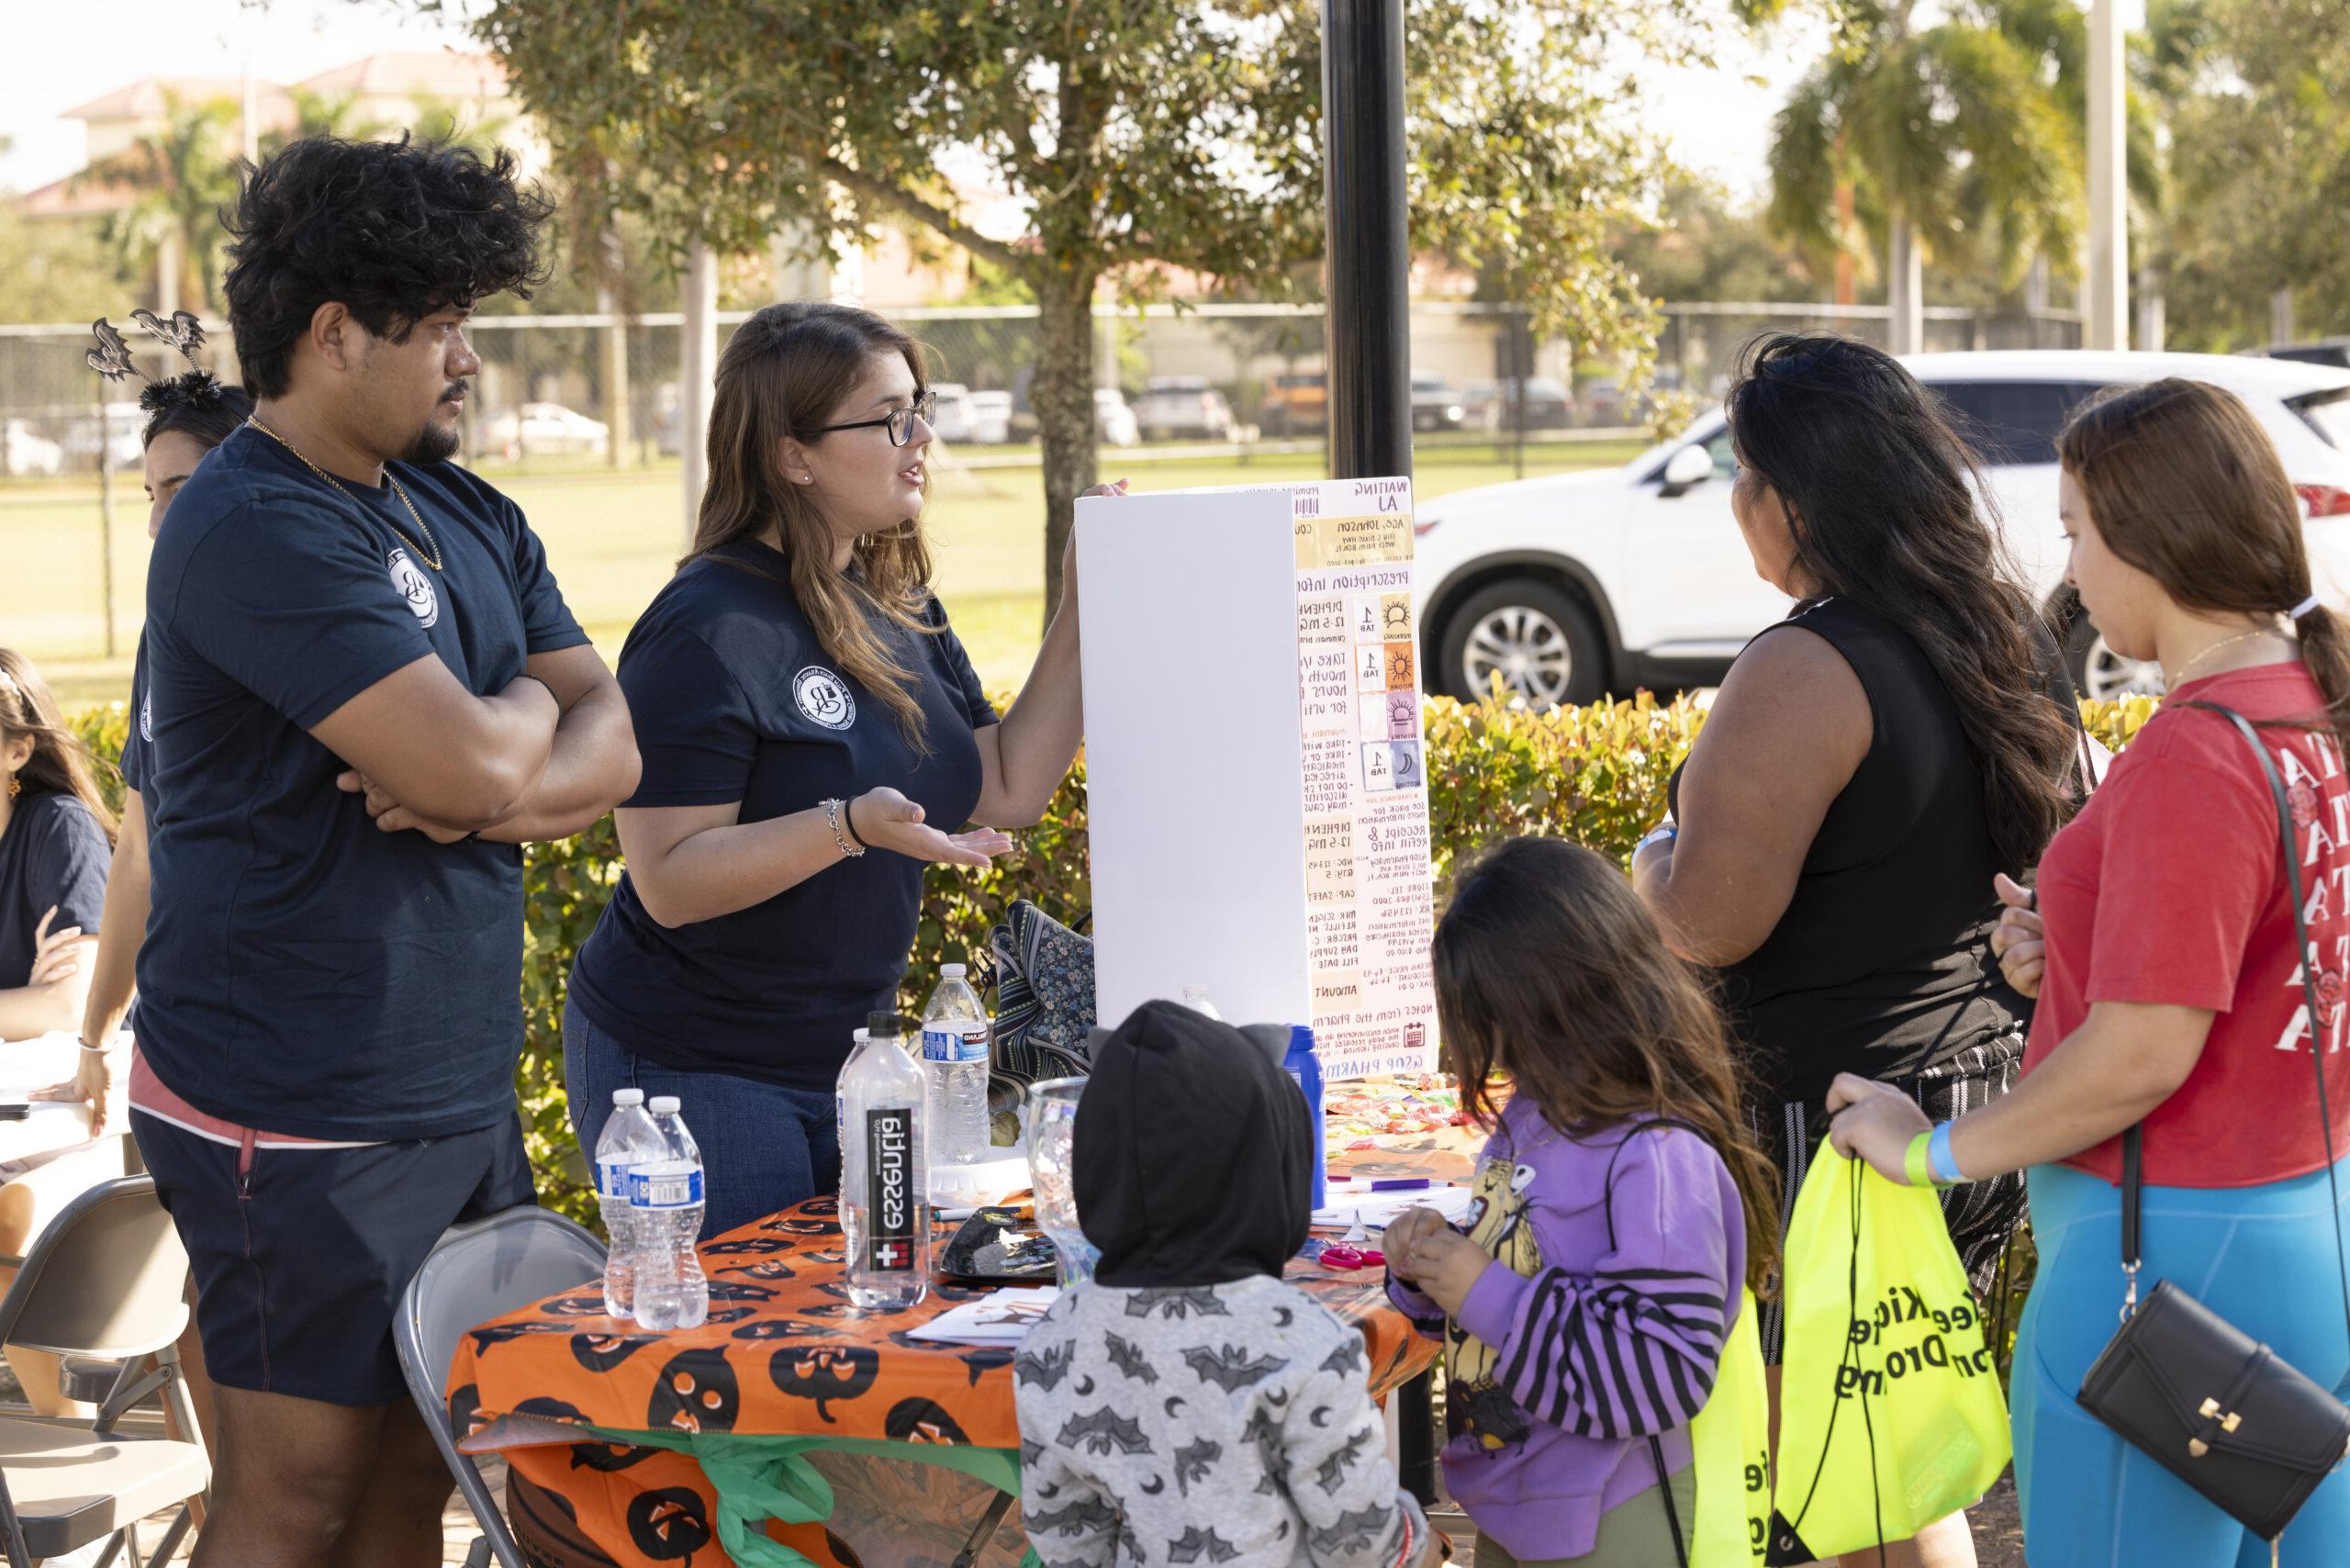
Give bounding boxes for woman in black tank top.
[1634,337,2077,1565]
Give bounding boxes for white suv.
[1414,350,2350,706]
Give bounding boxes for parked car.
[477,402,610,459]
[1412,350,2350,710]
[2249,338,2350,373]
[1094,387,1140,448]
[1410,375,1468,433]
[928,383,979,443]
[1259,371,1328,436]
[966,391,1015,444]
[58,403,146,471]
[1134,375,1238,441]
[1,419,63,478]
[1459,379,1505,429]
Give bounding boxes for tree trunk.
[1032,264,1100,626]
[680,240,720,552]
[1833,176,1858,308]
[2136,263,2165,353]
[1886,217,1923,355]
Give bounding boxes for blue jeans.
[563,996,841,1240]
[2014,1156,2350,1567]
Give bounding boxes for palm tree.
[75,93,242,317]
[1765,0,2081,353]
[263,89,396,154]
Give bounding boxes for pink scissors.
[1319,1244,1385,1271]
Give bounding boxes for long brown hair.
[689,302,938,743]
[1728,333,2076,873]
[2059,377,2350,745]
[1432,836,1780,1295]
[0,650,118,844]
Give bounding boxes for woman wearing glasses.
[564,302,1119,1234]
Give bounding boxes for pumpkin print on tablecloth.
[624,1487,713,1562]
[770,1343,879,1422]
[646,1350,741,1436]
[883,1396,970,1445]
[572,1333,657,1374]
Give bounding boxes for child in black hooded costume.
[1014,1000,1431,1568]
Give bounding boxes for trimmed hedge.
[68,690,2152,1227]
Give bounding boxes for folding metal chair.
[0,1176,207,1567]
[393,1205,603,1568]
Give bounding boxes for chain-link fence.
[0,300,2080,688]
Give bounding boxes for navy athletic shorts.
[131,1107,536,1406]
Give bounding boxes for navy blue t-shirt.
[569,542,996,1091]
[138,424,588,1139]
[121,634,151,794]
[0,790,109,991]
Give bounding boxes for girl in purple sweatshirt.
[1384,837,1782,1567]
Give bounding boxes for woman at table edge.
[564,300,1124,1237]
[1829,378,2350,1566]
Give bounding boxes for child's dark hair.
[223,135,552,398]
[1433,836,1780,1295]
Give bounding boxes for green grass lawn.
[2,438,1645,709]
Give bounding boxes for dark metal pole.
[1322,0,1436,1508]
[1322,0,1412,483]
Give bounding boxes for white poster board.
[1078,477,1438,1079]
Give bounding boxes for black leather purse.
[2074,701,2350,1544]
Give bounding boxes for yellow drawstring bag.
[1690,1286,1771,1568]
[1771,1145,2010,1562]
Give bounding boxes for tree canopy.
[432,0,1798,613]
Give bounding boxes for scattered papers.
[903,1287,1061,1346]
[1312,1184,1472,1234]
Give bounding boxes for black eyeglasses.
[809,389,936,447]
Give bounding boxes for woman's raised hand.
[1988,872,2045,999]
[850,788,1013,868]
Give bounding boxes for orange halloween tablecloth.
[448,1196,1439,1567]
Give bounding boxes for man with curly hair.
[129,136,640,1567]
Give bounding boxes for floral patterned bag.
[980,899,1096,1132]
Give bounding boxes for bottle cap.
[942,963,967,978]
[867,1011,905,1037]
[648,1095,681,1115]
[1286,1025,1315,1056]
[612,1088,644,1107]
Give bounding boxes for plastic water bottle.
[1284,1025,1328,1210]
[839,1011,931,1310]
[922,963,992,1170]
[629,1096,709,1330]
[593,1089,663,1318]
[1181,984,1222,1020]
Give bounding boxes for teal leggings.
[2013,1156,2350,1566]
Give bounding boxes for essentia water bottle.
[921,963,992,1170]
[839,1011,931,1310]
[593,1089,664,1318]
[629,1097,709,1330]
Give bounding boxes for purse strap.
[2118,701,2350,1353]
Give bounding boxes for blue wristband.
[1928,1121,1965,1186]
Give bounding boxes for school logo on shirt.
[387,548,439,630]
[139,689,151,743]
[793,666,856,731]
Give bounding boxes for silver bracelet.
[822,798,866,858]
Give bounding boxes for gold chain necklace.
[2169,625,2287,689]
[245,417,443,571]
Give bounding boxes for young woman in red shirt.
[1831,377,2350,1565]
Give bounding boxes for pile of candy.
[1325,1073,1471,1151]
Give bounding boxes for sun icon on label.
[1383,602,1411,635]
